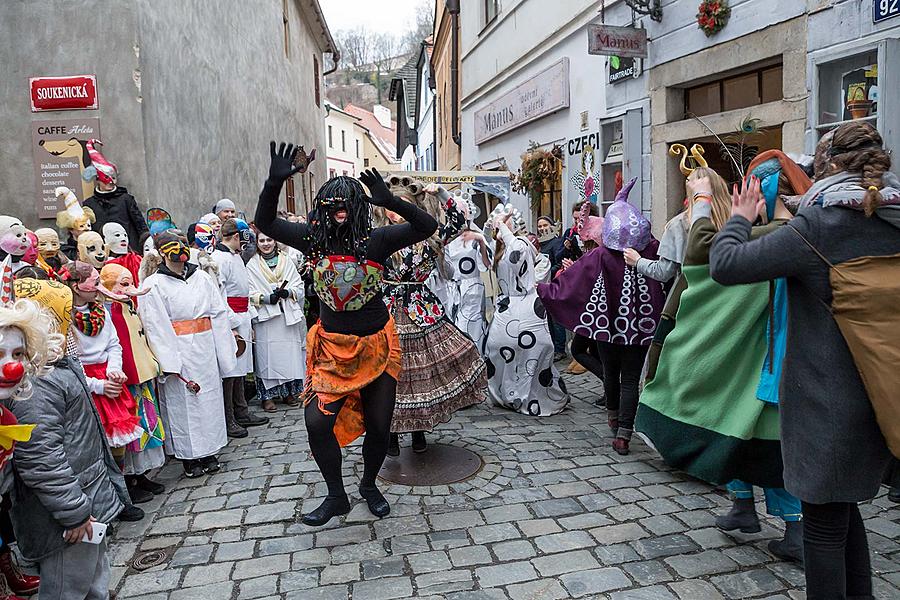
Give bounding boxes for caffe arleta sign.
[588,24,648,59]
[475,58,570,145]
[30,75,98,112]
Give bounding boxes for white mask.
[143,236,155,255]
[102,222,129,256]
[0,327,26,401]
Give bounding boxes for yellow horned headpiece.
[669,144,708,177]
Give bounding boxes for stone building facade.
[1,0,337,227]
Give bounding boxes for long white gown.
[444,235,489,350]
[484,223,569,416]
[212,248,256,377]
[247,252,306,391]
[139,265,238,460]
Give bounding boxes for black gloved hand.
[359,168,393,207]
[267,292,280,305]
[268,141,305,183]
[275,287,291,300]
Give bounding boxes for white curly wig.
[0,299,65,400]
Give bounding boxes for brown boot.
[261,399,277,413]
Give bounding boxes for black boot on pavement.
[132,474,165,495]
[118,504,145,522]
[359,485,390,518]
[768,520,804,564]
[412,431,427,453]
[387,433,400,457]
[301,495,351,526]
[235,411,269,427]
[126,479,153,504]
[889,486,900,503]
[715,497,761,533]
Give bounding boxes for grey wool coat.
[5,357,125,561]
[710,205,900,504]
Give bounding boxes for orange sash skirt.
[303,318,401,447]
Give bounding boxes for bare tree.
[401,0,436,54]
[335,27,372,84]
[371,32,401,104]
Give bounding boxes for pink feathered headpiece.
[574,202,604,247]
[83,139,117,184]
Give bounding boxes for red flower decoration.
[697,0,730,36]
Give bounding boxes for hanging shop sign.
[474,58,570,145]
[30,75,98,112]
[31,118,101,218]
[587,24,648,59]
[874,0,900,23]
[608,56,642,84]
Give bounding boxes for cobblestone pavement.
[108,369,900,600]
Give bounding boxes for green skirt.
[636,263,784,488]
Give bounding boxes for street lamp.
[624,0,663,22]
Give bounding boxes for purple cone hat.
[601,178,651,251]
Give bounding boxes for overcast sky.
[321,0,424,34]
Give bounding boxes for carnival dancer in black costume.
[255,143,438,526]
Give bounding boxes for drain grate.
[131,550,168,571]
[378,443,483,485]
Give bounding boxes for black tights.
[570,335,604,381]
[305,372,397,497]
[802,501,873,600]
[595,342,647,432]
[0,495,13,554]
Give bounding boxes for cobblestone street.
[107,370,900,600]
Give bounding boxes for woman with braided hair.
[710,121,900,597]
[373,177,486,456]
[255,142,437,526]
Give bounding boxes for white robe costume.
[444,235,489,350]
[139,265,238,460]
[212,248,256,377]
[247,252,307,391]
[484,223,569,416]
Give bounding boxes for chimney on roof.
[373,105,392,129]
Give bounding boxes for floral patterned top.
[383,204,466,328]
[313,255,385,312]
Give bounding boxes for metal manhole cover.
[132,550,168,571]
[379,443,483,485]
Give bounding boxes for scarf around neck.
[801,171,900,231]
[73,301,106,336]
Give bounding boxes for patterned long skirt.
[391,311,487,433]
[124,380,166,475]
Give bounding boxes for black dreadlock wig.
[306,176,372,263]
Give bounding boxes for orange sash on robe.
[303,317,401,447]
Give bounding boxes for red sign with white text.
[29,75,98,112]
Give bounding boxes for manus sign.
[474,59,570,145]
[588,24,648,59]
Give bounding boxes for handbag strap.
[785,224,837,314]
[786,224,847,280]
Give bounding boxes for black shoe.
[133,474,165,495]
[553,352,567,362]
[200,455,220,474]
[716,497,761,533]
[236,413,269,427]
[118,504,145,522]
[126,480,154,504]
[411,431,427,453]
[183,460,205,478]
[301,495,351,526]
[359,485,390,518]
[227,422,248,438]
[889,486,900,504]
[387,433,400,457]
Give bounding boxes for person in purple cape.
[537,178,665,455]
